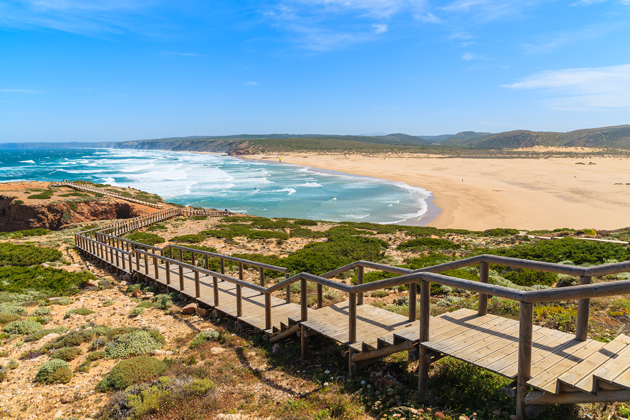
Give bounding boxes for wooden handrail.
[163,244,289,273]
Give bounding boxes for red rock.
[182,303,196,314]
[195,307,209,317]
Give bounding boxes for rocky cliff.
[0,196,151,232]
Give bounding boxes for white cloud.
[442,0,539,21]
[0,88,43,94]
[0,0,159,35]
[373,23,387,33]
[417,12,442,23]
[296,0,426,18]
[503,63,630,109]
[522,22,627,54]
[572,0,607,5]
[462,52,474,60]
[244,81,258,86]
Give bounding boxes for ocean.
[0,148,433,225]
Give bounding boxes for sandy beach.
[245,152,630,231]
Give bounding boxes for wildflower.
[361,380,366,385]
[324,382,329,386]
[324,369,330,374]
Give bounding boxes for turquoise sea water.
[0,148,432,224]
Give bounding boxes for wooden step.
[527,339,605,394]
[592,335,630,391]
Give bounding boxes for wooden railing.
[51,181,165,208]
[73,207,630,420]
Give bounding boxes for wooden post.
[300,324,308,361]
[165,261,170,284]
[239,262,244,281]
[129,253,133,272]
[285,272,291,303]
[195,271,200,298]
[191,251,195,267]
[517,302,534,420]
[576,276,592,341]
[122,251,126,270]
[479,261,489,316]
[408,281,417,321]
[265,293,271,330]
[348,292,357,343]
[153,256,159,279]
[357,266,364,305]
[220,258,225,281]
[348,348,356,378]
[144,254,149,275]
[317,284,323,308]
[179,265,184,291]
[213,276,219,306]
[418,280,431,396]
[236,284,242,317]
[205,255,209,270]
[300,277,308,321]
[169,247,173,259]
[259,267,265,287]
[136,252,140,271]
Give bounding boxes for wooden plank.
[528,339,604,393]
[592,344,630,386]
[559,335,630,393]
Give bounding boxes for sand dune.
[246,153,630,231]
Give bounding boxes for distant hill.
[444,125,630,149]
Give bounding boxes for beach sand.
[245,153,630,231]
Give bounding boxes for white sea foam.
[297,182,322,187]
[20,160,35,163]
[274,188,296,195]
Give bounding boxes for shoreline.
[301,165,440,226]
[243,153,630,231]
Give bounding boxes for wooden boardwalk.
[74,208,630,419]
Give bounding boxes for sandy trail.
[245,153,630,231]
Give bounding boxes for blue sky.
[1,0,629,142]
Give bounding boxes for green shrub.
[3,320,42,335]
[64,308,95,319]
[51,347,82,361]
[136,301,153,309]
[126,284,142,293]
[0,313,20,324]
[492,237,629,265]
[398,237,460,251]
[0,243,62,267]
[293,219,318,226]
[41,327,107,352]
[171,234,206,244]
[186,378,216,395]
[221,216,253,223]
[129,307,144,317]
[97,356,167,391]
[0,305,27,315]
[32,307,51,316]
[0,228,52,239]
[77,360,91,373]
[28,190,54,199]
[7,359,19,369]
[290,228,326,239]
[89,337,108,351]
[24,326,68,342]
[51,297,74,305]
[103,299,114,307]
[482,228,520,237]
[189,330,220,349]
[124,232,165,246]
[191,215,207,220]
[0,267,94,295]
[105,330,164,359]
[153,294,173,310]
[371,290,390,298]
[583,229,597,236]
[87,351,105,361]
[147,224,168,231]
[34,359,72,384]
